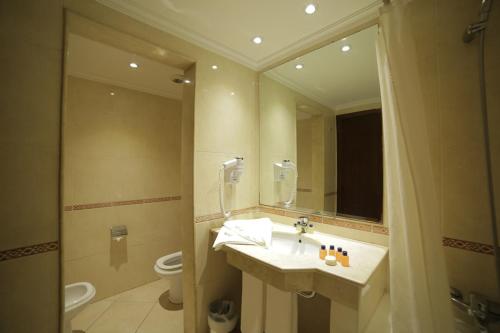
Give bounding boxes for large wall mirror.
[259,25,383,222]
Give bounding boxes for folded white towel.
[213,218,273,251]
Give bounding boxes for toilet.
[154,251,183,304]
[64,282,96,333]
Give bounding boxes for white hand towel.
[212,218,273,251]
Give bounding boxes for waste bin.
[208,299,239,333]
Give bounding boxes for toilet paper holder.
[110,225,128,241]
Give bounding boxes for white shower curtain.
[376,1,454,332]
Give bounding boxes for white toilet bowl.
[64,282,96,333]
[154,251,183,304]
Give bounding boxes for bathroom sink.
[213,221,387,285]
[269,231,320,256]
[213,220,389,333]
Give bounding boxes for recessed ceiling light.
[110,92,115,96]
[129,62,139,68]
[341,45,351,52]
[295,64,304,70]
[305,4,316,14]
[211,65,218,70]
[252,36,263,45]
[184,79,191,84]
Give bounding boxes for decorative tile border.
[194,206,258,223]
[195,204,386,234]
[283,209,322,223]
[194,205,495,256]
[442,237,495,255]
[64,195,181,211]
[372,225,390,235]
[0,241,59,262]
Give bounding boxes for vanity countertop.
[212,221,388,286]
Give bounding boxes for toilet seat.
[155,251,182,275]
[65,282,96,313]
[154,251,183,304]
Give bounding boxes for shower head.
[479,0,493,21]
[171,74,191,84]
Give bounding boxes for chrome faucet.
[294,216,313,234]
[451,287,500,333]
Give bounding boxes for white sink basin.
[270,231,321,256]
[214,221,388,285]
[214,220,389,333]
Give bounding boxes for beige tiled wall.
[63,76,183,300]
[192,51,259,333]
[0,1,63,332]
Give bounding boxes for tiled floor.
[71,279,183,333]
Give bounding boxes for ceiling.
[265,25,381,112]
[67,33,184,100]
[97,0,382,70]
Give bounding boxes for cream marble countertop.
[212,221,388,286]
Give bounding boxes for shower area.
[378,0,500,332]
[450,0,500,330]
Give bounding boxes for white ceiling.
[97,0,382,70]
[67,33,184,100]
[265,25,381,112]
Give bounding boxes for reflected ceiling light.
[230,92,235,96]
[305,4,316,14]
[129,62,139,68]
[110,92,115,96]
[252,36,263,44]
[342,37,347,41]
[211,65,219,70]
[295,64,304,70]
[341,45,351,52]
[184,79,191,84]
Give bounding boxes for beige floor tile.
[103,293,121,302]
[87,302,155,333]
[71,300,113,331]
[136,303,183,333]
[116,279,170,303]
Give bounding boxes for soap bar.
[325,255,337,266]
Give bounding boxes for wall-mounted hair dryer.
[274,160,298,208]
[219,157,244,218]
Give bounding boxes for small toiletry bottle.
[329,245,335,256]
[341,251,349,267]
[319,245,327,260]
[336,247,343,261]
